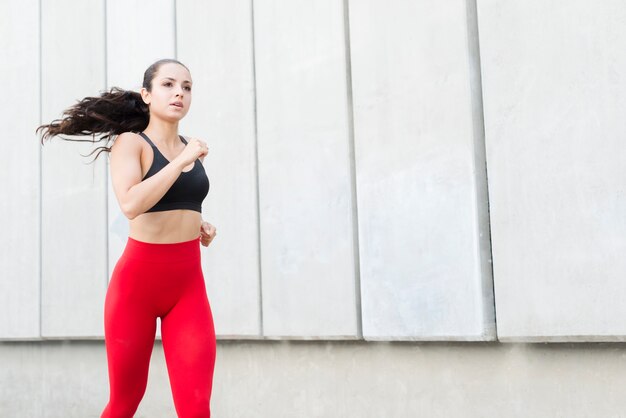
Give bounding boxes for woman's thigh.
[103,255,159,406]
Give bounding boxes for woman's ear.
[140,87,150,105]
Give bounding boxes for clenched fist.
[200,220,217,247]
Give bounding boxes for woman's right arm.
[109,132,186,220]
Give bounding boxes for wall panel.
[40,0,107,338]
[0,0,41,339]
[254,0,359,337]
[349,0,495,340]
[478,0,626,341]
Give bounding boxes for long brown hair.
[36,58,189,163]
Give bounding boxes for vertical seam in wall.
[250,0,264,337]
[173,0,177,59]
[466,0,498,340]
[38,0,43,339]
[343,0,363,339]
[104,0,109,288]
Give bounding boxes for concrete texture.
[3,340,626,417]
[0,0,40,339]
[349,0,495,341]
[41,0,107,338]
[253,0,359,338]
[478,0,626,341]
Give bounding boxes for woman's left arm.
[194,137,213,246]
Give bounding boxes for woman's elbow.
[120,201,139,220]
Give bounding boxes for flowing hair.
[36,58,189,163]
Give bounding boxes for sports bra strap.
[137,131,156,147]
[138,131,187,146]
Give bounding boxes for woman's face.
[142,63,192,123]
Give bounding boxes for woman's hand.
[174,137,209,168]
[200,220,217,247]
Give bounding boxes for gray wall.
[1,0,496,342]
[3,340,626,418]
[478,0,626,342]
[2,0,626,416]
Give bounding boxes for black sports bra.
[137,131,210,213]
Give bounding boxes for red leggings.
[101,236,216,418]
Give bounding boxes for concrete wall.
[1,0,496,344]
[2,0,626,416]
[3,340,626,418]
[478,0,626,341]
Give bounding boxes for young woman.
[37,58,217,417]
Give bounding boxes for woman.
[37,58,217,417]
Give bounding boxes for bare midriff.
[129,210,201,243]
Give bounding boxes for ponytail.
[37,58,189,163]
[36,86,149,163]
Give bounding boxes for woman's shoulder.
[111,131,145,154]
[116,131,143,140]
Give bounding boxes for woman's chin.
[156,111,187,123]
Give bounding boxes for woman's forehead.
[156,63,192,82]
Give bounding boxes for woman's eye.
[184,86,192,91]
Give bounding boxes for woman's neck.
[143,119,180,147]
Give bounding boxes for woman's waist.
[129,209,201,243]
